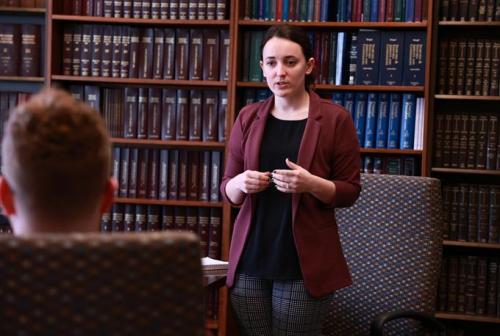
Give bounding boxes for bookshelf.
[45,1,233,335]
[429,0,500,334]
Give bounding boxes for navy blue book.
[399,93,417,149]
[344,92,356,120]
[370,0,379,21]
[379,31,404,85]
[355,30,381,85]
[332,92,345,106]
[375,93,390,148]
[337,0,347,21]
[354,92,367,146]
[405,0,415,21]
[387,93,402,149]
[403,31,426,86]
[364,93,378,148]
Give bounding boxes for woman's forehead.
[262,37,303,58]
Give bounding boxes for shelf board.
[443,240,500,249]
[51,15,230,26]
[439,21,500,26]
[0,76,44,82]
[238,19,428,29]
[237,81,424,92]
[435,312,500,324]
[435,94,500,101]
[52,75,228,87]
[205,319,219,330]
[114,198,223,208]
[431,168,500,175]
[0,7,45,14]
[111,138,225,149]
[360,148,422,155]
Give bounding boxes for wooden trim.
[443,241,500,249]
[110,138,225,149]
[51,15,230,26]
[51,75,228,87]
[435,312,500,324]
[439,21,500,27]
[0,7,45,14]
[431,168,500,175]
[237,81,425,92]
[0,76,44,82]
[360,148,423,155]
[434,94,500,101]
[114,198,223,207]
[238,20,428,29]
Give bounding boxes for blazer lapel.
[293,91,322,220]
[245,96,274,172]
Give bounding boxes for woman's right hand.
[233,170,272,194]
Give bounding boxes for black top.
[238,114,307,279]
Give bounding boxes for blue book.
[364,93,378,148]
[405,0,415,21]
[355,30,381,85]
[344,92,355,120]
[362,0,371,21]
[321,0,330,21]
[282,0,290,21]
[375,93,389,148]
[378,31,404,85]
[346,0,352,21]
[337,0,346,21]
[307,0,314,21]
[402,31,426,86]
[387,93,402,149]
[332,92,345,106]
[370,0,379,21]
[399,93,417,149]
[354,92,367,146]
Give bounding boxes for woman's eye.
[266,62,275,66]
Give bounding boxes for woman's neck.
[272,91,310,120]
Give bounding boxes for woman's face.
[260,37,313,99]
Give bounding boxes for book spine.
[137,148,149,198]
[152,28,164,79]
[137,87,148,139]
[147,149,159,199]
[189,29,203,80]
[135,205,147,232]
[176,88,189,140]
[168,149,179,200]
[189,89,203,141]
[128,148,139,198]
[175,28,190,80]
[188,151,200,200]
[203,29,220,81]
[202,90,219,141]
[138,28,154,79]
[399,93,416,149]
[119,147,130,197]
[178,150,188,200]
[19,24,40,77]
[148,87,161,139]
[159,149,169,200]
[161,88,177,140]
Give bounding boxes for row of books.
[437,255,500,317]
[62,24,230,81]
[0,0,45,7]
[433,112,499,170]
[102,204,222,259]
[69,85,227,142]
[0,24,42,77]
[241,30,426,86]
[442,183,499,243]
[60,0,228,20]
[336,92,424,150]
[112,146,223,202]
[239,89,424,150]
[361,155,419,175]
[242,0,427,22]
[437,38,500,96]
[440,0,500,21]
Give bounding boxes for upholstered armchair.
[323,174,445,335]
[0,231,205,335]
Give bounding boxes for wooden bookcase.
[428,0,500,333]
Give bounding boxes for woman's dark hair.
[260,24,315,90]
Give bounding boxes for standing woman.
[220,24,361,336]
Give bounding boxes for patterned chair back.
[323,174,443,336]
[0,231,205,336]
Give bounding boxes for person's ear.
[0,177,16,216]
[259,60,264,71]
[305,58,315,75]
[99,177,118,214]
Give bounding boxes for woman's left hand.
[272,158,313,193]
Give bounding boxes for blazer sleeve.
[220,112,246,206]
[327,108,361,208]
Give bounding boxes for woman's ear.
[305,58,315,74]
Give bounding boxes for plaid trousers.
[230,273,334,336]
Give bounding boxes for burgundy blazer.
[220,91,361,297]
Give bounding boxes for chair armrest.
[370,310,445,336]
